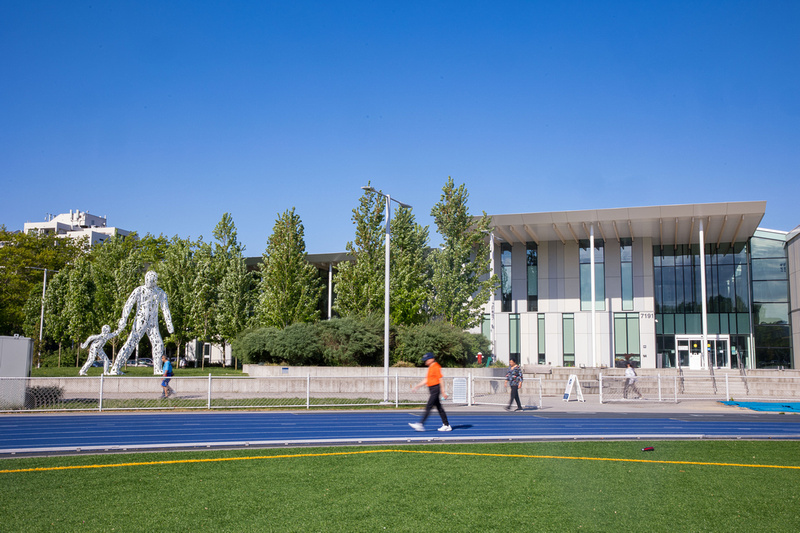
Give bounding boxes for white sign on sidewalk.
[562,374,585,402]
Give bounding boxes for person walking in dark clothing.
[505,358,524,411]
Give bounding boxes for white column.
[383,196,391,402]
[38,268,47,366]
[590,224,597,367]
[489,232,496,356]
[699,219,709,369]
[327,264,333,320]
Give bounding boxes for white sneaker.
[409,422,425,432]
[438,425,452,432]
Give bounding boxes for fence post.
[674,375,678,403]
[99,374,104,412]
[395,373,399,407]
[307,374,311,409]
[599,374,604,403]
[657,374,662,402]
[725,374,729,399]
[537,377,543,409]
[468,373,472,407]
[207,374,212,410]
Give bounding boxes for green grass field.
[2,440,800,532]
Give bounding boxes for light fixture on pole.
[361,185,412,403]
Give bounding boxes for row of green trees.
[1,178,496,366]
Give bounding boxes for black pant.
[507,384,522,409]
[421,384,448,426]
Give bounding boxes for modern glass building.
[481,201,797,369]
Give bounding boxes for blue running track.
[2,411,800,455]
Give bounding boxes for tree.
[43,269,71,366]
[254,208,323,328]
[388,206,430,326]
[65,258,98,364]
[190,239,218,350]
[89,234,142,356]
[212,214,253,365]
[156,236,197,360]
[333,185,387,318]
[0,228,83,335]
[428,177,496,329]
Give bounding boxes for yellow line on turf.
[2,449,799,474]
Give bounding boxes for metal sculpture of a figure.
[79,325,117,375]
[108,271,174,375]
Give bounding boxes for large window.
[654,243,750,336]
[562,313,575,367]
[510,314,520,361]
[481,314,491,344]
[537,313,546,364]
[620,238,633,311]
[750,232,790,368]
[580,240,605,311]
[527,242,538,312]
[614,313,640,367]
[501,243,512,312]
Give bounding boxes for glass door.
[706,337,730,369]
[676,339,689,368]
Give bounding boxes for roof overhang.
[484,201,767,248]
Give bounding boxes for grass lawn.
[2,441,800,532]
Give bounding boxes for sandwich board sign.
[452,377,467,403]
[562,374,585,402]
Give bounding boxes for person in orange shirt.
[409,352,452,432]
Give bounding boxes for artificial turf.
[2,440,799,532]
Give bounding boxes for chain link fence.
[7,373,795,411]
[0,375,542,412]
[599,373,800,403]
[468,376,543,409]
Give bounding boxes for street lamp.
[361,185,412,403]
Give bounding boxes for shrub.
[233,327,281,364]
[269,322,324,366]
[318,316,384,366]
[394,321,489,367]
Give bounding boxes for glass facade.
[654,235,791,369]
[562,313,575,367]
[580,240,605,310]
[620,238,633,311]
[501,243,512,312]
[527,242,538,312]
[537,313,546,364]
[653,243,750,337]
[750,232,791,368]
[509,314,520,361]
[614,312,640,367]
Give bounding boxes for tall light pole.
[361,185,412,402]
[483,230,496,359]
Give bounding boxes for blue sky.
[2,1,798,255]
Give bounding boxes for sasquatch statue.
[107,271,174,375]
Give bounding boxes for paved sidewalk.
[454,395,745,415]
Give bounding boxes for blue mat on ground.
[722,401,800,412]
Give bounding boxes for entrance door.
[676,335,731,370]
[676,339,689,368]
[707,338,729,368]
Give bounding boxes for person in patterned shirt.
[505,358,524,411]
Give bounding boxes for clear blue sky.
[2,1,799,255]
